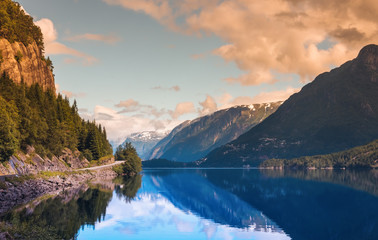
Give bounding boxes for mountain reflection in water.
[2,169,378,240]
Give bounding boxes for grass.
[36,170,85,179]
[4,175,35,184]
[90,154,114,167]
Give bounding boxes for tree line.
[0,73,113,162]
[261,139,378,169]
[0,0,44,50]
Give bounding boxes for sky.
[17,0,378,145]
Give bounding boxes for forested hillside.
[0,73,112,162]
[0,0,44,49]
[261,140,378,169]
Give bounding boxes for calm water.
[3,169,378,240]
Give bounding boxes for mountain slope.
[148,103,282,162]
[202,44,378,167]
[120,131,167,160]
[147,120,191,159]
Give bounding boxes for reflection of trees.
[3,187,113,240]
[114,175,142,203]
[260,169,378,196]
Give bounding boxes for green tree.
[0,96,19,161]
[0,73,113,162]
[115,142,142,175]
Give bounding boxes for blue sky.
[17,0,378,144]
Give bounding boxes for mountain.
[202,44,378,167]
[147,120,192,159]
[147,103,282,162]
[120,131,167,159]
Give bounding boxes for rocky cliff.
[0,38,55,91]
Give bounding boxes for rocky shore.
[0,169,117,216]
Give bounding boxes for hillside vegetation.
[0,0,44,49]
[0,73,112,162]
[261,139,378,169]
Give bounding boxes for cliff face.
[0,38,55,91]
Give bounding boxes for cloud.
[102,0,178,30]
[82,105,182,144]
[191,53,206,59]
[151,85,181,92]
[218,87,300,109]
[115,99,140,111]
[248,87,300,104]
[66,33,121,44]
[35,18,98,65]
[169,102,195,119]
[198,95,218,116]
[104,0,378,85]
[61,90,86,99]
[115,99,167,117]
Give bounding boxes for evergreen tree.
[0,74,113,162]
[115,142,142,175]
[0,96,19,161]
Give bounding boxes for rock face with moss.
[0,0,55,91]
[0,38,55,91]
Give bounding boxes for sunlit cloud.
[103,0,378,85]
[151,85,181,92]
[198,95,217,116]
[169,102,196,119]
[61,90,86,99]
[35,18,98,65]
[66,33,121,44]
[217,87,300,109]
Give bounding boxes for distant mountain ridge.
[120,131,167,160]
[147,102,282,162]
[202,44,378,167]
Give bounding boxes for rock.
[0,38,55,91]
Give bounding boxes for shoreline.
[0,169,117,216]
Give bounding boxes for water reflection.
[203,169,378,240]
[2,185,113,239]
[1,169,378,240]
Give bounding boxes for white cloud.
[82,105,181,144]
[35,18,98,65]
